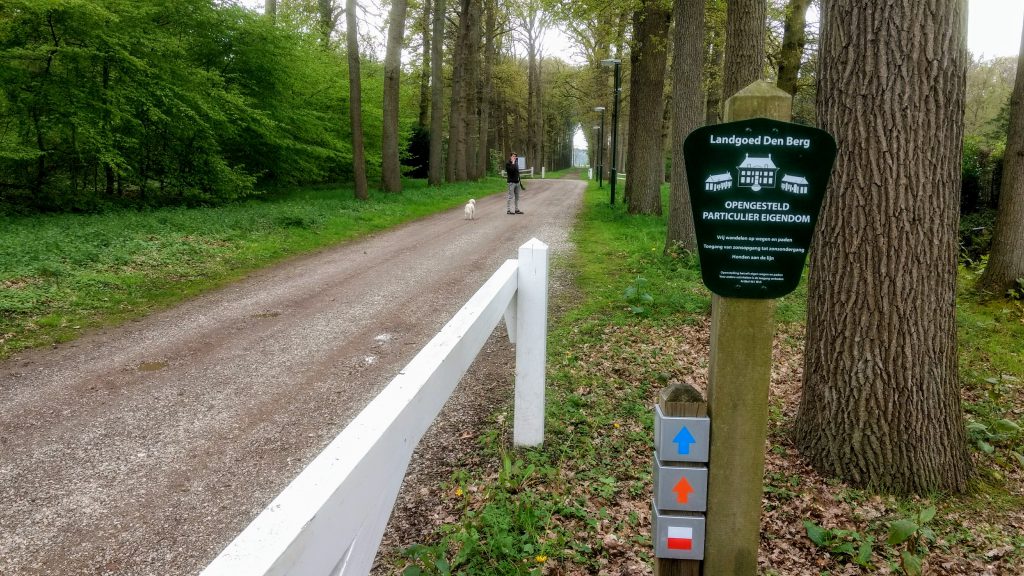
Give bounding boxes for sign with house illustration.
[684,118,837,299]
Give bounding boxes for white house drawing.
[704,172,733,192]
[781,174,809,194]
[737,154,778,192]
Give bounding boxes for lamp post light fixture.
[600,58,622,205]
[593,106,606,189]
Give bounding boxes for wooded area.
[2,0,1022,498]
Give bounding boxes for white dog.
[464,198,476,220]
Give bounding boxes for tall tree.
[418,0,433,129]
[666,0,705,251]
[266,0,278,21]
[447,0,471,181]
[722,0,765,100]
[382,0,410,192]
[515,1,550,168]
[775,0,811,96]
[978,18,1024,294]
[428,0,446,185]
[464,0,483,179]
[794,0,971,493]
[476,0,497,177]
[624,0,671,215]
[346,0,369,199]
[704,0,727,124]
[318,0,338,49]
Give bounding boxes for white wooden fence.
[201,238,549,576]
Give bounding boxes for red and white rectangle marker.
[667,525,693,550]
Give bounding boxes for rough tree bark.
[722,0,765,101]
[978,16,1024,295]
[447,0,471,182]
[794,0,971,494]
[418,0,432,129]
[624,0,670,215]
[382,0,409,193]
[476,0,497,176]
[346,0,369,200]
[776,0,812,96]
[666,0,705,251]
[428,0,446,185]
[464,0,482,180]
[266,0,277,21]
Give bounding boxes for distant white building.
[704,172,733,192]
[737,154,778,191]
[781,174,809,194]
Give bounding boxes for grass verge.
[0,178,504,361]
[390,181,1024,575]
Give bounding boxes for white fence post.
[513,238,549,447]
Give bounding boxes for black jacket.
[505,161,520,183]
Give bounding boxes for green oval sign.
[683,118,837,299]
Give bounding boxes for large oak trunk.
[978,17,1024,294]
[795,0,971,493]
[666,0,705,251]
[624,0,670,216]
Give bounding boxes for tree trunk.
[978,17,1024,295]
[346,0,369,200]
[418,0,432,129]
[666,0,705,251]
[266,0,277,20]
[477,0,496,176]
[464,0,482,180]
[722,0,765,101]
[382,0,409,192]
[776,0,811,96]
[319,0,336,50]
[428,0,446,185]
[794,0,971,494]
[624,0,670,215]
[447,0,471,181]
[705,23,725,124]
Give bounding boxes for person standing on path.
[504,152,524,215]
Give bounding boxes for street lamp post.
[600,58,621,205]
[592,126,602,186]
[593,106,606,189]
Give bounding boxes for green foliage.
[958,209,997,265]
[0,0,383,211]
[1007,278,1024,301]
[0,178,500,359]
[885,506,937,576]
[960,137,1004,215]
[802,520,873,568]
[622,275,652,314]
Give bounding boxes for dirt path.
[0,179,584,575]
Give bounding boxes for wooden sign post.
[678,80,837,575]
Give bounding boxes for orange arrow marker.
[673,476,694,503]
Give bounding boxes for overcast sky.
[236,0,1023,60]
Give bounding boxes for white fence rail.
[201,238,549,576]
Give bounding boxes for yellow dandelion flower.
[455,487,463,497]
[613,422,621,428]
[535,555,547,563]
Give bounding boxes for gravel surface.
[0,179,583,576]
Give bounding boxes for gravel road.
[0,179,584,575]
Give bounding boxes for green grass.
[0,178,505,360]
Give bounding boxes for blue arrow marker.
[673,426,696,455]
